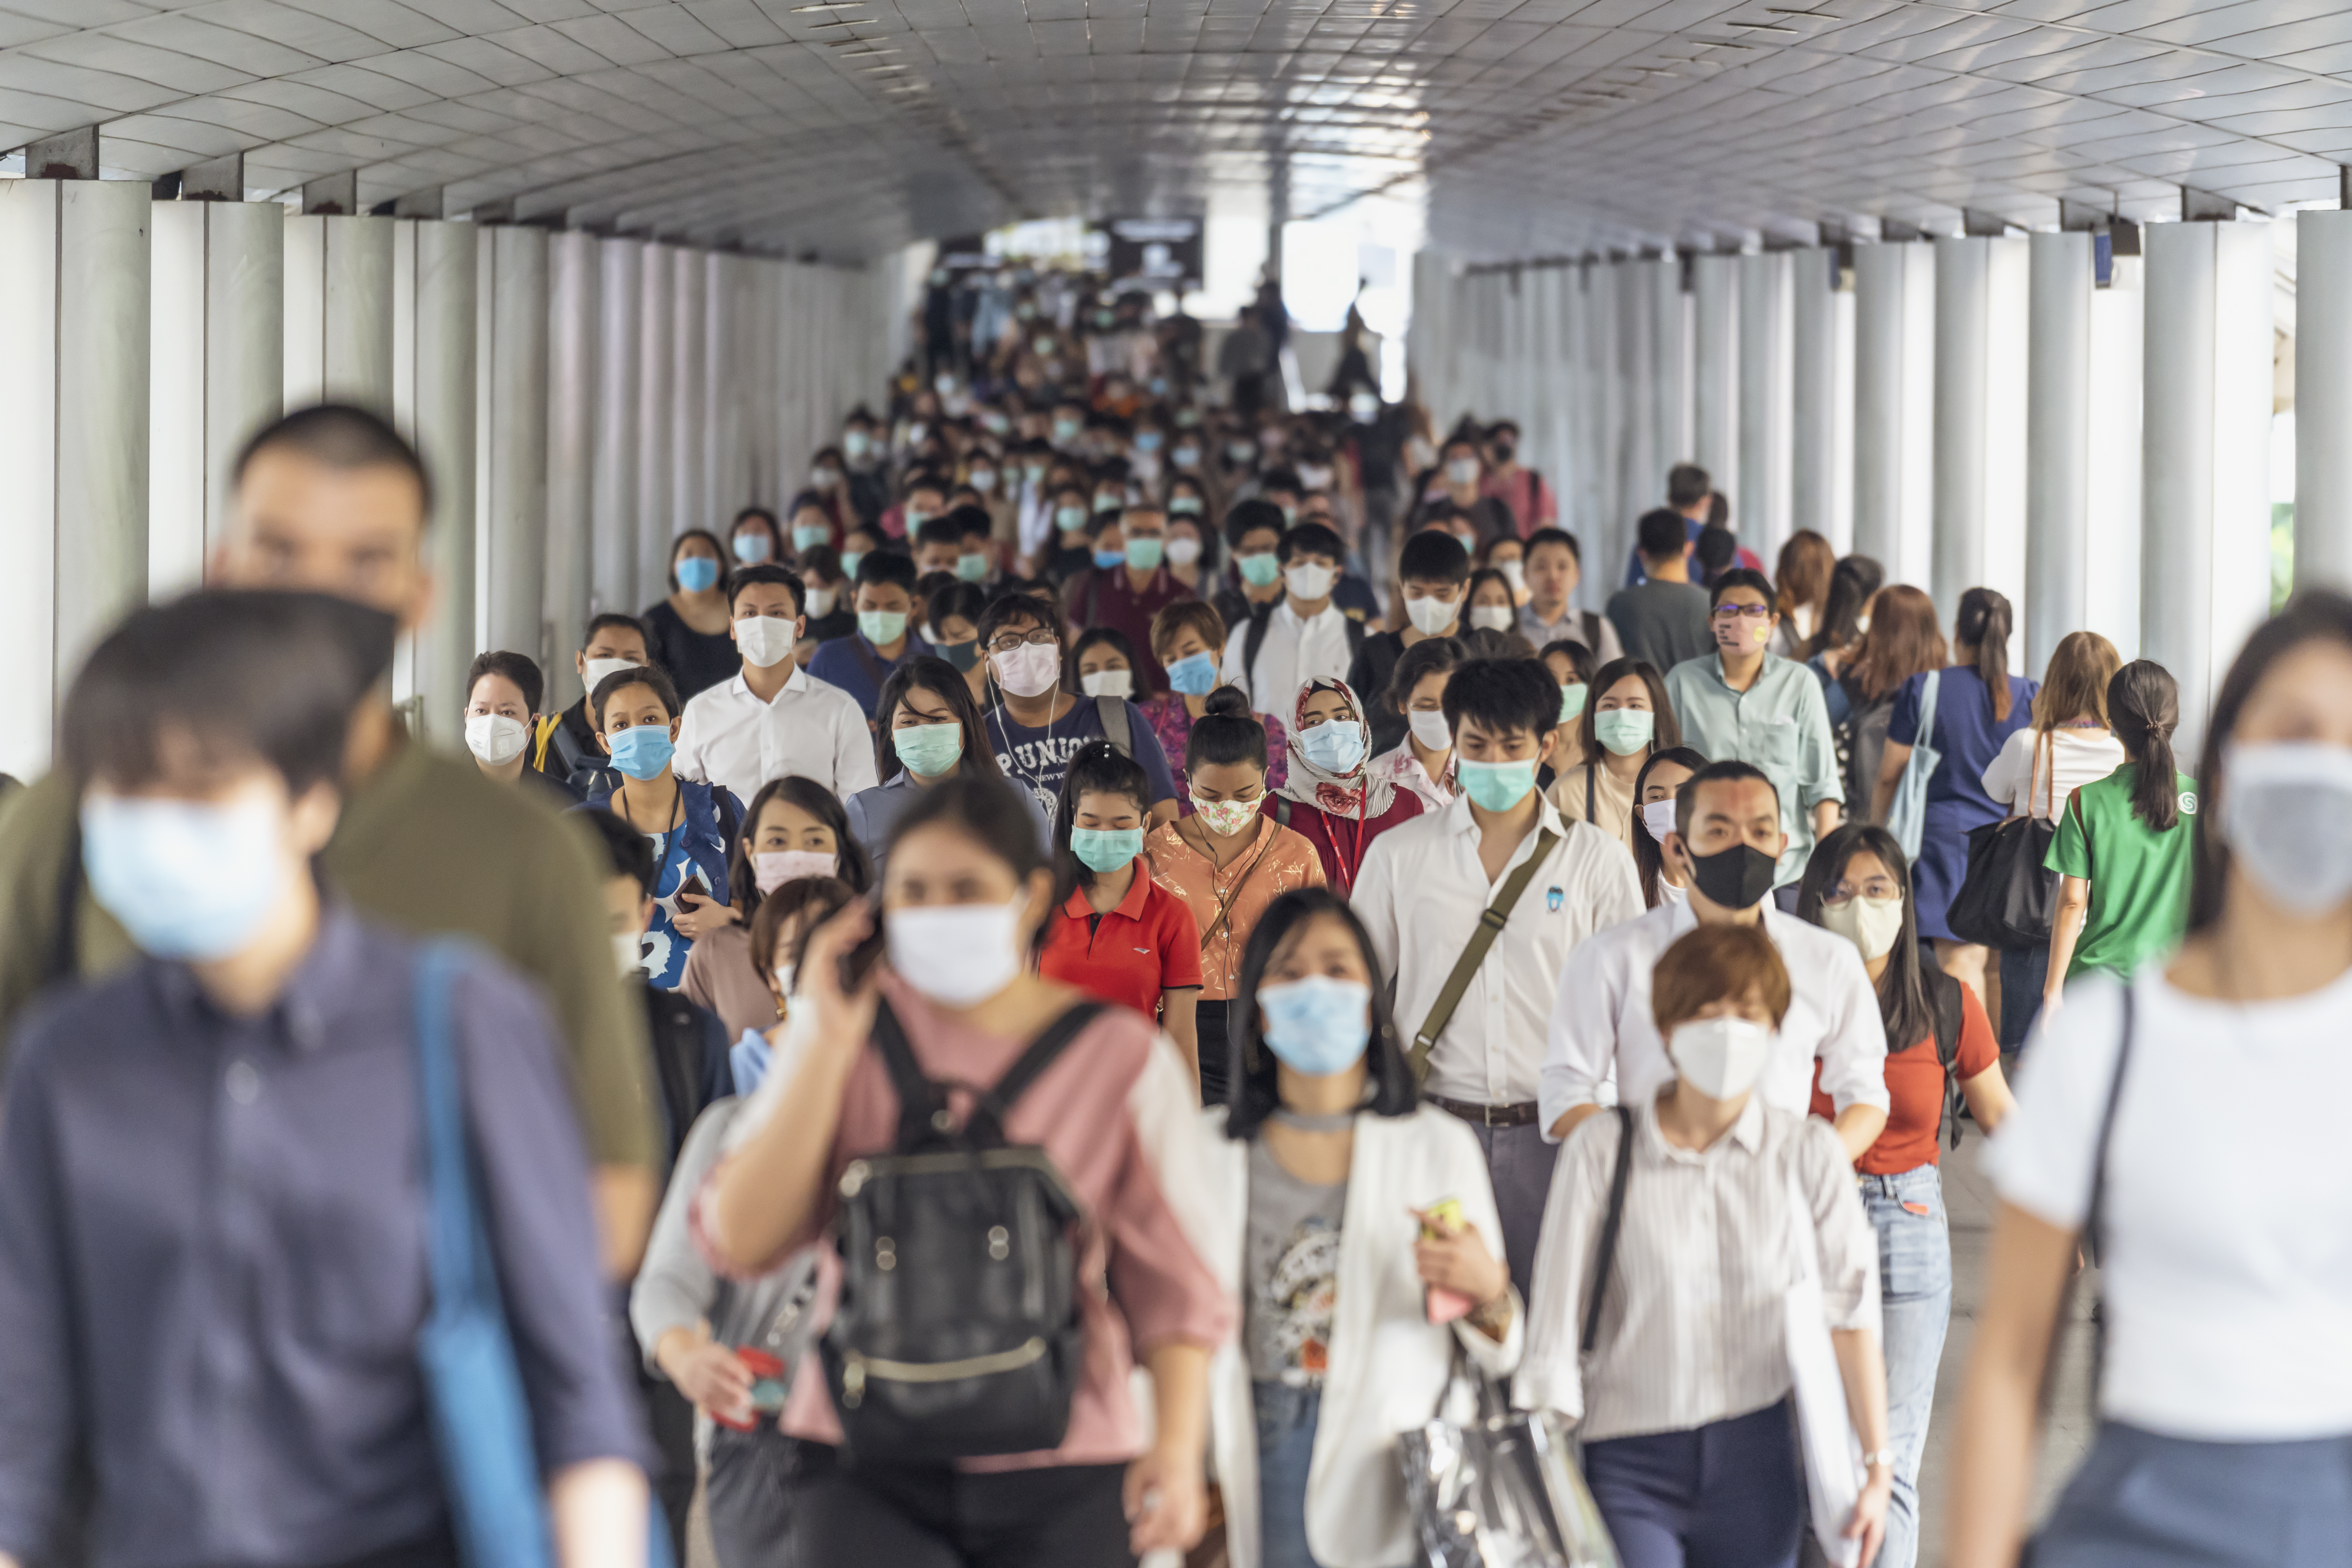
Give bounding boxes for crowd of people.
[0,267,2336,1568]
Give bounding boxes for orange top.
[1809,983,1998,1174]
[1143,816,1327,1000]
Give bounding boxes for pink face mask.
[991,639,1063,699]
[755,849,837,894]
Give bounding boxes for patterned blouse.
[1144,815,1327,998]
[1140,694,1290,813]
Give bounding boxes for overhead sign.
[1105,216,1203,292]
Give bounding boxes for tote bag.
[1886,670,1941,863]
[1783,1164,1864,1568]
[1947,731,2061,950]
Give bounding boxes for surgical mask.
[1081,669,1133,699]
[1498,560,1527,595]
[1301,719,1366,774]
[1492,441,1517,464]
[934,637,980,673]
[956,552,990,582]
[1071,826,1144,872]
[859,609,908,646]
[82,792,292,962]
[1057,505,1089,534]
[1166,534,1203,564]
[968,468,997,494]
[1286,562,1335,601]
[755,849,838,893]
[677,555,720,593]
[1458,758,1537,812]
[1228,442,1256,465]
[992,640,1062,698]
[1238,552,1281,588]
[1446,457,1480,485]
[1166,651,1219,697]
[1281,505,1299,529]
[1125,537,1165,571]
[1558,682,1588,724]
[844,431,873,460]
[607,724,676,781]
[1669,1016,1773,1100]
[887,898,1027,1005]
[1594,708,1655,756]
[803,587,837,619]
[1053,417,1081,443]
[1686,841,1779,911]
[2221,741,2348,914]
[1173,446,1201,469]
[906,421,929,445]
[1406,710,1452,752]
[1639,799,1679,844]
[1135,431,1164,453]
[1405,594,1458,636]
[1298,464,1333,490]
[465,713,529,767]
[1350,392,1379,422]
[1469,605,1515,633]
[1092,548,1126,571]
[615,932,647,978]
[583,657,640,696]
[1820,893,1906,962]
[894,722,963,777]
[812,468,840,488]
[735,615,797,669]
[1257,976,1371,1077]
[794,523,830,552]
[733,533,772,564]
[839,550,866,577]
[904,506,933,531]
[773,961,798,997]
[1095,493,1124,514]
[1193,795,1261,837]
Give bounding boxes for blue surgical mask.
[607,724,675,781]
[1257,976,1371,1077]
[1125,537,1165,570]
[1071,826,1144,873]
[82,793,290,961]
[733,533,771,564]
[1092,548,1126,571]
[893,722,963,777]
[1300,719,1366,774]
[1458,758,1538,811]
[1135,431,1164,452]
[1166,651,1219,697]
[793,523,829,552]
[677,555,720,593]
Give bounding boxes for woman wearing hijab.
[1263,677,1425,894]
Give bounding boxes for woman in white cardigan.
[1201,887,1522,1568]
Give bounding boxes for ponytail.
[1957,587,2014,723]
[2107,660,2181,832]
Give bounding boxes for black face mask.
[1685,841,1779,911]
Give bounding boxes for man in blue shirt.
[805,549,933,720]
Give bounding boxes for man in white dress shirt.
[672,563,877,813]
[1220,519,1362,719]
[1542,759,1890,1159]
[1354,657,1645,1296]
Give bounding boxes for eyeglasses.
[1711,603,1773,621]
[1822,880,1900,906]
[986,629,1060,654]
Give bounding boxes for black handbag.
[1947,733,2062,951]
[820,997,1101,1463]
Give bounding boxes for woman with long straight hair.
[845,653,1049,883]
[1803,553,1885,669]
[1951,594,2352,1567]
[1837,583,1945,813]
[1551,657,1681,853]
[682,775,874,1040]
[1629,746,1706,910]
[1768,530,1837,657]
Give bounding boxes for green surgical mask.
[1457,759,1539,812]
[1070,826,1145,873]
[1238,552,1281,588]
[893,722,962,778]
[1557,682,1588,724]
[860,609,909,646]
[840,550,866,577]
[1594,708,1655,755]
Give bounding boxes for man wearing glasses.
[1662,568,1845,910]
[973,590,1183,828]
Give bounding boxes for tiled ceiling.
[0,0,2344,261]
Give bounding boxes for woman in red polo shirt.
[1041,740,1205,1077]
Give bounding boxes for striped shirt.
[1514,1093,1879,1441]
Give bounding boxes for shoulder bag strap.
[1408,828,1561,1080]
[2047,982,2135,1415]
[868,998,947,1151]
[1918,667,1941,742]
[1582,609,1604,653]
[1097,694,1132,759]
[1927,968,1968,1149]
[47,820,82,988]
[1584,764,1597,826]
[1196,829,1276,953]
[414,940,489,1308]
[1274,796,1292,829]
[2040,728,2056,820]
[1580,1104,1637,1354]
[967,1000,1109,1143]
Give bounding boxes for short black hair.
[465,650,544,714]
[855,550,919,593]
[914,515,962,551]
[924,580,988,635]
[1636,508,1690,561]
[1695,526,1739,577]
[1185,684,1267,774]
[902,469,949,500]
[1399,530,1472,587]
[1279,521,1345,565]
[1083,509,1123,543]
[1526,526,1580,563]
[977,581,1070,656]
[1674,758,1780,838]
[1258,465,1303,495]
[1708,566,1774,608]
[1053,740,1153,891]
[1224,498,1287,550]
[727,562,805,615]
[1225,888,1415,1129]
[1073,626,1138,671]
[796,543,844,584]
[577,806,656,896]
[233,404,433,517]
[1667,463,1712,510]
[1388,634,1466,712]
[667,528,728,592]
[947,504,993,544]
[592,662,682,726]
[583,612,649,651]
[62,589,395,797]
[1439,656,1557,744]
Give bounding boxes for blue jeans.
[2031,1423,2352,1566]
[1254,1381,1325,1568]
[1860,1164,1953,1568]
[1583,1399,1803,1568]
[2000,943,2050,1051]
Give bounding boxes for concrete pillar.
[1854,240,1935,586]
[392,220,477,747]
[672,248,708,538]
[1692,254,1737,499]
[0,178,149,776]
[2086,266,2145,661]
[2297,211,2352,592]
[592,238,642,618]
[2026,232,2094,675]
[1652,257,1690,479]
[704,252,739,524]
[284,214,393,412]
[2142,220,2273,761]
[1738,250,1793,562]
[150,200,282,598]
[476,225,550,665]
[637,244,677,605]
[1931,236,2029,644]
[1616,260,1659,574]
[1792,247,1838,545]
[545,231,599,708]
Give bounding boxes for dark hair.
[1053,740,1152,892]
[1388,635,1466,713]
[1707,567,1774,609]
[1774,530,1837,622]
[1258,465,1304,496]
[584,611,650,652]
[1666,463,1711,511]
[1632,747,1708,907]
[1186,684,1269,774]
[874,654,1003,785]
[1806,554,1884,660]
[797,543,845,584]
[730,775,871,923]
[1579,656,1680,759]
[727,562,806,616]
[465,650,544,714]
[946,503,993,543]
[750,875,855,993]
[62,589,396,797]
[1706,492,1730,529]
[667,528,727,592]
[576,806,656,896]
[1074,626,1138,673]
[887,774,1052,891]
[1795,822,1935,1054]
[1224,888,1416,1129]
[1847,584,1947,703]
[1083,509,1123,543]
[1955,586,2016,724]
[976,585,1071,686]
[1279,521,1346,565]
[730,507,784,561]
[1540,638,1598,689]
[1526,526,1581,564]
[1439,657,1557,745]
[1675,758,1780,839]
[1636,507,1689,561]
[1224,498,1287,550]
[234,403,434,516]
[1399,530,1473,587]
[1464,626,1538,661]
[2107,659,2181,833]
[1694,525,1739,585]
[855,550,919,593]
[591,663,682,726]
[914,514,963,552]
[924,580,988,638]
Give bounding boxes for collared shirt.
[673,662,878,813]
[1368,740,1453,814]
[0,911,643,1566]
[846,769,1054,885]
[805,630,935,720]
[1221,600,1357,719]
[1039,867,1205,1021]
[1518,603,1624,664]
[1069,564,1195,693]
[1145,816,1327,999]
[1661,652,1845,887]
[1540,901,1890,1137]
[1513,1094,1880,1440]
[1354,793,1644,1107]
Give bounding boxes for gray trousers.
[1457,1117,1560,1305]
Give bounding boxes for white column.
[477,225,550,665]
[394,220,477,746]
[2086,265,2145,660]
[1791,248,1838,545]
[1737,250,1793,561]
[706,251,746,522]
[1651,258,1689,476]
[2027,231,2094,675]
[1615,260,1658,573]
[545,230,599,707]
[637,244,677,604]
[283,214,393,412]
[2141,221,2272,760]
[671,249,708,537]
[2297,211,2352,592]
[1931,236,2029,643]
[0,178,149,776]
[592,238,642,617]
[149,200,282,599]
[1692,254,1737,499]
[1853,240,1935,586]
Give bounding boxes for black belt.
[1427,1094,1541,1128]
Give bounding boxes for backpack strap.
[1096,695,1132,759]
[870,998,951,1152]
[966,1001,1108,1147]
[1408,828,1559,1080]
[1580,1104,1636,1354]
[1343,615,1365,657]
[1274,797,1292,829]
[1581,609,1604,655]
[1924,966,1969,1149]
[871,997,1109,1151]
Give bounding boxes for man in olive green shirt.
[0,407,661,1272]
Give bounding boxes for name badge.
[1546,886,1563,912]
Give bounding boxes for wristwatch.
[1860,1449,1897,1473]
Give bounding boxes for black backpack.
[821,997,1103,1461]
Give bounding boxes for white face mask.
[1405,594,1458,636]
[804,586,837,619]
[1498,560,1528,595]
[1670,1015,1773,1100]
[1406,709,1452,752]
[1639,799,1679,845]
[2222,741,2347,914]
[887,898,1027,1005]
[1446,457,1481,486]
[1081,668,1133,699]
[613,931,646,979]
[1819,893,1906,962]
[1165,535,1203,567]
[992,640,1062,699]
[736,615,799,669]
[1469,605,1515,633]
[1285,562,1336,601]
[582,657,640,696]
[465,713,529,766]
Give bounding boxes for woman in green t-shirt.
[2043,659,2198,1006]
